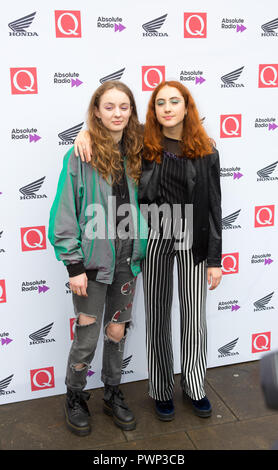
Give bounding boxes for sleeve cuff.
[66,262,86,277]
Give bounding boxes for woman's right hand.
[74,130,92,163]
[69,273,88,297]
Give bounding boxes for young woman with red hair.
[74,80,222,421]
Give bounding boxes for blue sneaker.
[189,396,212,418]
[155,399,175,421]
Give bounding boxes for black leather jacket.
[138,149,222,267]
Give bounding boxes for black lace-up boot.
[64,388,91,436]
[103,385,136,431]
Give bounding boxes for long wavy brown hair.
[87,81,143,184]
[143,80,213,163]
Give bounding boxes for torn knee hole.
[77,313,97,326]
[105,321,130,343]
[71,363,88,372]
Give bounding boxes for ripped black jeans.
[65,237,136,392]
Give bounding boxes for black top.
[113,139,130,226]
[158,136,188,216]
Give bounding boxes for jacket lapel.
[186,159,197,203]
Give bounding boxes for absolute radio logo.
[30,367,55,391]
[218,299,240,312]
[29,323,55,345]
[19,177,46,200]
[55,11,81,38]
[0,332,13,347]
[220,166,243,180]
[184,13,207,38]
[254,117,277,131]
[220,114,242,138]
[221,66,245,88]
[142,14,168,37]
[8,11,38,37]
[221,18,246,32]
[99,68,125,84]
[53,72,83,88]
[258,65,278,88]
[261,18,278,37]
[221,253,239,275]
[218,338,239,358]
[257,161,278,181]
[20,226,47,251]
[10,68,38,95]
[97,16,126,32]
[0,375,15,396]
[254,205,275,227]
[252,332,271,353]
[21,279,50,294]
[0,280,7,303]
[180,69,205,85]
[11,128,41,142]
[142,66,165,91]
[251,252,274,266]
[58,123,84,145]
[253,292,274,312]
[222,209,241,230]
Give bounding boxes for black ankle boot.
[64,388,91,436]
[103,385,136,431]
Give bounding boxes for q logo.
[252,332,271,353]
[0,280,7,303]
[184,13,207,38]
[55,11,81,38]
[221,252,239,275]
[10,68,38,95]
[70,318,75,341]
[30,367,55,391]
[258,65,278,88]
[254,205,275,227]
[142,66,165,91]
[20,226,47,251]
[220,114,242,138]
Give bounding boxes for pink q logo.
[55,11,81,38]
[30,367,55,391]
[258,65,278,88]
[252,332,271,353]
[0,280,7,303]
[254,205,275,227]
[184,13,207,38]
[10,68,38,95]
[142,66,165,91]
[221,253,239,275]
[220,114,242,138]
[20,226,46,251]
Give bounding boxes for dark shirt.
[112,140,130,227]
[158,136,188,218]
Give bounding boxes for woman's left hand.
[207,267,222,290]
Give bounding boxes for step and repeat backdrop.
[1,0,277,404]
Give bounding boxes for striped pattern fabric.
[159,150,188,209]
[142,220,207,401]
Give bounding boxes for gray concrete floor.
[0,360,278,451]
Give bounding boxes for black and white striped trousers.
[142,223,207,401]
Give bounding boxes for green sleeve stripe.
[48,147,73,253]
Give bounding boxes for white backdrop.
[1,0,277,404]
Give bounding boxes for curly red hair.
[143,80,213,163]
